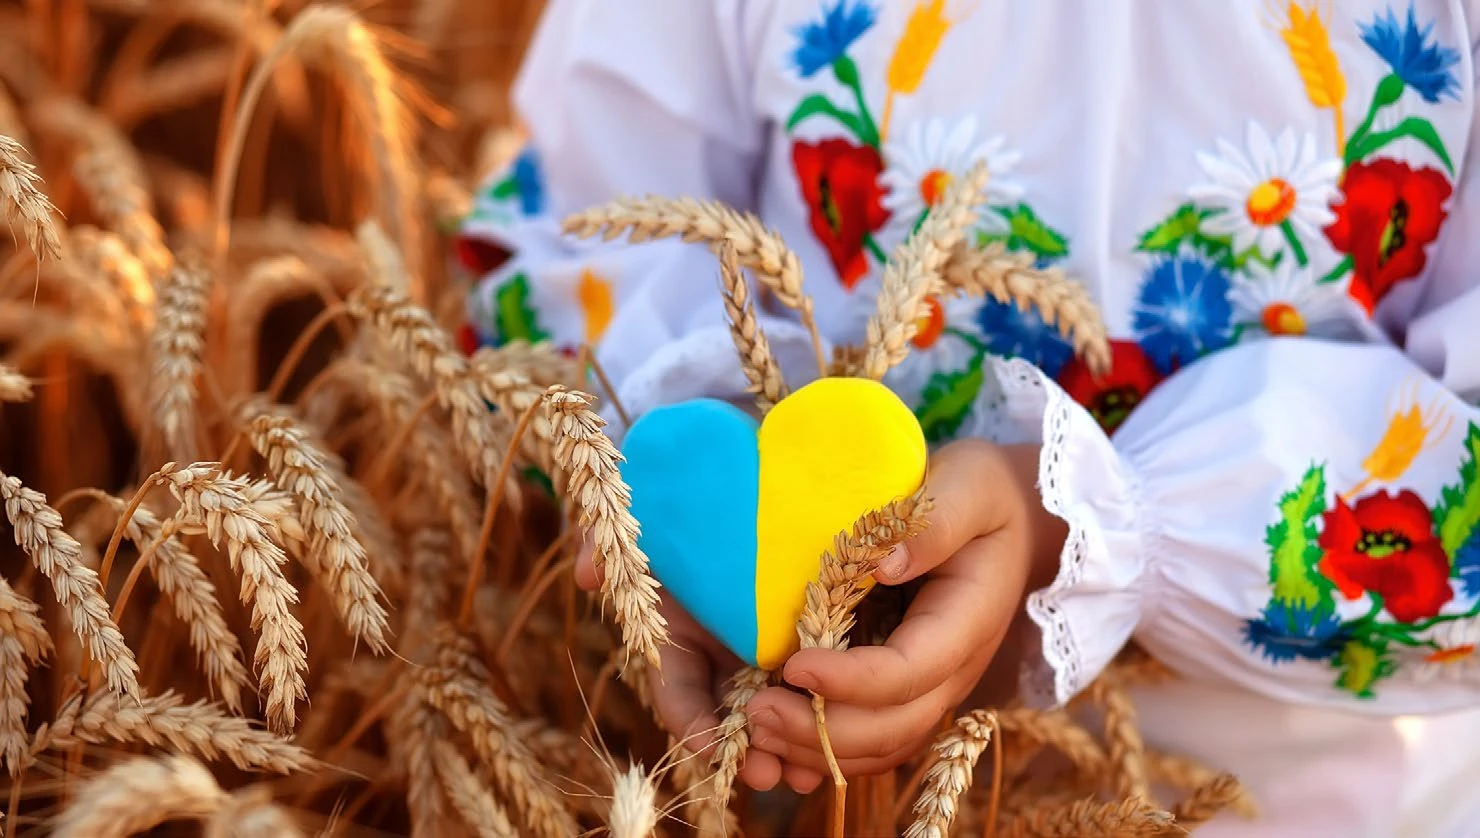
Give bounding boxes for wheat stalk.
[542,386,668,671]
[241,403,391,652]
[0,134,62,262]
[147,262,211,465]
[40,688,314,773]
[0,470,140,700]
[717,239,786,412]
[420,625,578,838]
[163,465,307,734]
[904,710,997,838]
[51,754,228,838]
[943,241,1112,375]
[0,576,50,775]
[862,159,989,381]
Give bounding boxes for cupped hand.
[742,439,1065,793]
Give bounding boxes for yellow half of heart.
[753,377,929,670]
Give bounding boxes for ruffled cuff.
[984,357,1150,708]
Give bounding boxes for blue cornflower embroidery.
[1359,3,1461,103]
[1243,601,1349,664]
[1133,254,1233,375]
[1454,529,1480,598]
[791,0,877,78]
[510,148,545,216]
[975,297,1075,378]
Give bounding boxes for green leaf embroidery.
[1319,254,1354,284]
[490,177,520,201]
[1346,73,1406,154]
[1344,116,1455,173]
[1267,464,1334,609]
[1333,638,1393,699]
[494,272,550,345]
[785,94,868,143]
[1435,423,1480,558]
[1135,204,1206,254]
[914,355,985,444]
[994,204,1069,261]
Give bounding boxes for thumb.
[872,439,1004,585]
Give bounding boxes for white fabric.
[459,2,1480,834]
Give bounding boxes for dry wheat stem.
[229,255,339,393]
[204,786,307,838]
[148,262,211,465]
[163,465,308,734]
[0,470,141,700]
[862,159,990,381]
[904,710,997,838]
[0,576,50,775]
[51,754,228,838]
[718,239,786,412]
[242,404,391,652]
[543,386,668,671]
[469,346,561,478]
[942,241,1112,376]
[41,688,314,773]
[0,134,61,262]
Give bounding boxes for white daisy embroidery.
[880,116,1022,240]
[1188,122,1342,264]
[1228,260,1350,338]
[864,293,985,408]
[1414,618,1480,682]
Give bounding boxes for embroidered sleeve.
[454,0,817,435]
[1006,13,1480,711]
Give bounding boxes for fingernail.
[786,671,817,692]
[876,545,908,581]
[747,708,778,729]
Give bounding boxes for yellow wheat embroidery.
[1342,378,1454,502]
[1269,0,1348,154]
[881,0,976,141]
[578,268,614,343]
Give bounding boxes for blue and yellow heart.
[619,377,928,670]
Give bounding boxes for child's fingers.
[746,680,954,764]
[738,749,783,791]
[573,532,601,591]
[651,626,724,755]
[782,764,825,795]
[873,439,1004,585]
[784,537,1011,705]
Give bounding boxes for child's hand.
[575,537,796,790]
[742,440,1065,793]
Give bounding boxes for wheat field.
[0,2,1252,835]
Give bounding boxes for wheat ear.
[50,754,228,838]
[147,262,212,465]
[543,386,668,671]
[0,576,50,775]
[0,133,62,261]
[862,159,990,381]
[718,239,787,412]
[904,710,998,838]
[203,786,307,838]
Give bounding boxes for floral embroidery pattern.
[1058,2,1463,436]
[785,1,1075,443]
[1244,390,1480,698]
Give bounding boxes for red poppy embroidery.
[1317,489,1454,623]
[1323,159,1453,314]
[456,322,480,357]
[1057,340,1165,435]
[455,235,511,276]
[791,138,890,290]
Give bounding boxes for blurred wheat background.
[0,1,1254,835]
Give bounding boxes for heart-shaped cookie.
[620,377,928,670]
